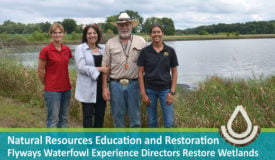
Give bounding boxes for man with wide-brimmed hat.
[102,12,146,128]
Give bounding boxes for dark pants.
[82,86,106,128]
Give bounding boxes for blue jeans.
[110,80,141,128]
[44,89,71,128]
[146,89,174,128]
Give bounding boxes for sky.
[1,0,275,29]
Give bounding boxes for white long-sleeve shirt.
[74,43,104,103]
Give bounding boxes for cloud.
[1,0,275,29]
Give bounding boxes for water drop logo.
[220,105,260,146]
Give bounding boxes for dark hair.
[149,24,163,34]
[82,24,102,48]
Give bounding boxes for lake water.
[1,39,275,88]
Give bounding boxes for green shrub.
[7,35,28,45]
[0,32,10,46]
[32,31,47,41]
[71,31,81,40]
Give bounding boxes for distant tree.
[142,17,162,33]
[182,20,275,35]
[75,25,83,33]
[103,15,118,34]
[272,21,275,33]
[23,24,41,34]
[22,24,34,34]
[39,22,51,33]
[97,23,106,32]
[62,18,77,34]
[2,20,17,33]
[161,17,175,35]
[142,17,175,35]
[0,21,28,34]
[14,23,25,34]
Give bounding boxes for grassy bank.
[0,95,82,128]
[174,76,274,130]
[1,33,275,48]
[0,58,274,129]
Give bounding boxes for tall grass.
[0,58,81,121]
[0,58,274,129]
[0,58,43,106]
[174,76,275,130]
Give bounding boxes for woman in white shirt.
[74,24,108,128]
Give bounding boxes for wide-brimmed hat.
[110,12,139,27]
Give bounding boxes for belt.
[110,78,138,82]
[110,78,138,85]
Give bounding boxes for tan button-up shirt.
[102,35,146,79]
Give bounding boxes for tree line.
[2,9,275,36]
[0,10,176,35]
[179,20,275,35]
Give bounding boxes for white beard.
[119,30,132,39]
